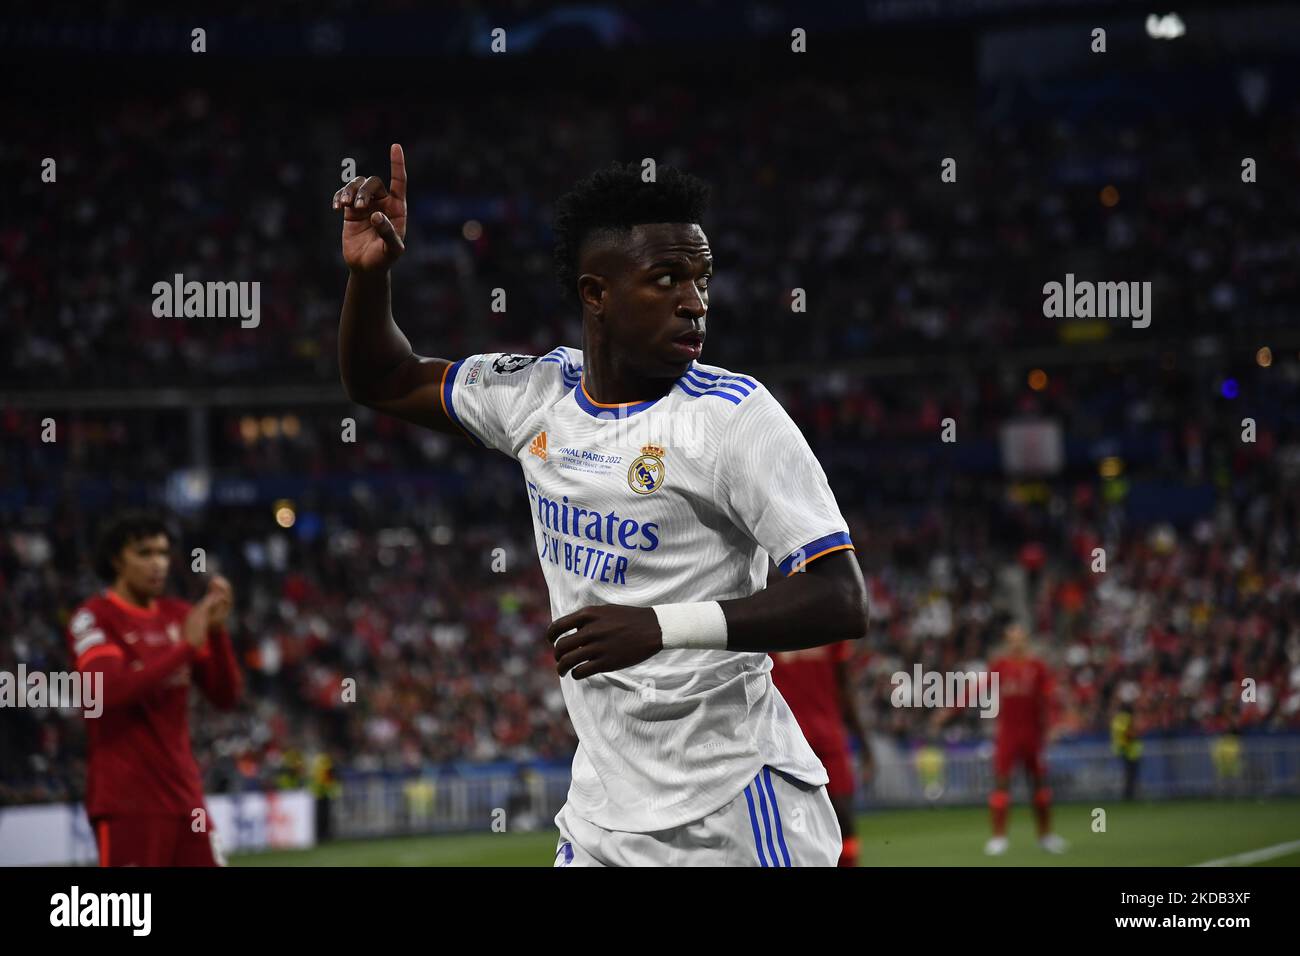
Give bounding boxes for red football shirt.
[66,589,242,818]
[989,654,1052,742]
[770,642,851,752]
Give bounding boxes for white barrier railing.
[862,736,1300,806]
[0,790,316,866]
[330,736,1300,838]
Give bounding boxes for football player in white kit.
[335,146,870,866]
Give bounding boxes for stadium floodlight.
[1146,13,1186,40]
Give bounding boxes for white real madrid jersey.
[441,346,856,832]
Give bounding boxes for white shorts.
[553,766,841,867]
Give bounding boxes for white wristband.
[652,601,728,650]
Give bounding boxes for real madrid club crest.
[628,444,666,495]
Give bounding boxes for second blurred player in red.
[67,511,243,866]
[984,621,1067,855]
[770,640,871,866]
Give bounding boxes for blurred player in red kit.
[66,511,243,866]
[984,621,1066,855]
[770,640,871,866]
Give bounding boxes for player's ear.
[577,273,607,318]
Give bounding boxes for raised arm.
[335,143,458,433]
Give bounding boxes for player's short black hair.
[94,510,172,582]
[552,160,711,302]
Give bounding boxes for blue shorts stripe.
[754,771,781,866]
[743,784,768,867]
[762,768,793,866]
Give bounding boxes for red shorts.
[92,814,224,867]
[809,741,854,798]
[994,736,1044,779]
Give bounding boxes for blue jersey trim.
[683,371,750,397]
[540,348,582,388]
[778,531,854,575]
[675,377,743,404]
[573,377,670,419]
[443,359,486,448]
[688,367,757,390]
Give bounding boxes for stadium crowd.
[5,71,1297,389]
[3,354,1299,806]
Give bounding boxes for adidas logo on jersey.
[529,431,548,460]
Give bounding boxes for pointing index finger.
[389,143,407,202]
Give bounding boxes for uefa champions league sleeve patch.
[492,354,538,375]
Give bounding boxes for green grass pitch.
[230,798,1300,867]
